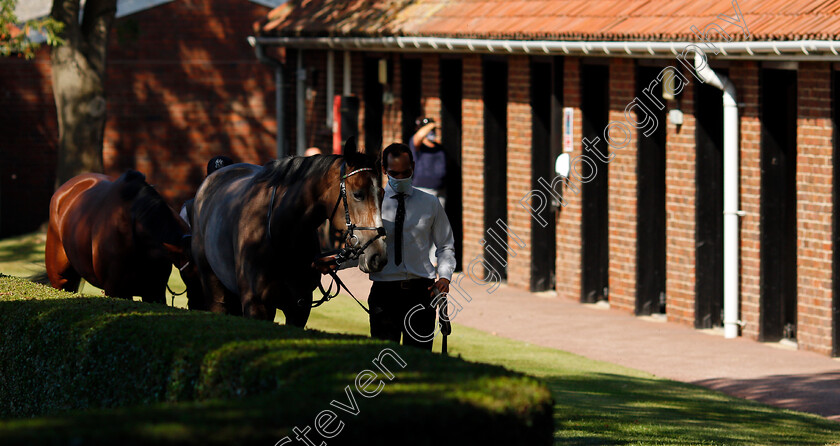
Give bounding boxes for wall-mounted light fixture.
[662,67,677,101]
[378,59,388,85]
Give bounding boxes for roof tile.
[258,0,840,41]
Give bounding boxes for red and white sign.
[563,107,574,153]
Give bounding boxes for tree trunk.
[50,0,116,188]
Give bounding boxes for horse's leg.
[196,259,232,314]
[238,279,273,320]
[129,262,168,304]
[180,264,206,310]
[281,293,312,328]
[102,283,132,300]
[224,287,244,316]
[45,227,81,292]
[275,278,313,328]
[242,295,275,320]
[236,267,278,321]
[190,233,227,313]
[140,289,166,305]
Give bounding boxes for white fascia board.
[253,36,840,61]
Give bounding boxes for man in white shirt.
[368,143,456,351]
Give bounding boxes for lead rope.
[310,269,370,314]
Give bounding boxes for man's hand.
[312,255,339,274]
[431,278,453,337]
[428,278,450,297]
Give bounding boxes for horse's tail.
[28,269,50,285]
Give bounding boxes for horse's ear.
[343,136,357,154]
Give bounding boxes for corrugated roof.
[257,0,840,41]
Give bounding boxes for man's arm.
[430,199,456,295]
[412,122,436,149]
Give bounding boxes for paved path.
[334,268,840,421]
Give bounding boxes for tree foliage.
[0,0,64,58]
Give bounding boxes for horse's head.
[118,171,191,269]
[327,147,387,273]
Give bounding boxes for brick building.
[253,0,840,356]
[1,0,281,237]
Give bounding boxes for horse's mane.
[254,152,379,187]
[116,170,184,246]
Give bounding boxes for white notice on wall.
[563,107,574,153]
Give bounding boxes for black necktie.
[394,193,406,265]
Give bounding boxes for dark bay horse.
[190,147,387,325]
[46,171,190,302]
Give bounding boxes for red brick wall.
[607,58,637,313]
[796,62,834,355]
[103,0,274,205]
[556,57,583,301]
[2,0,274,235]
[665,66,697,326]
[506,56,532,289]
[461,55,485,266]
[731,61,762,340]
[0,49,57,237]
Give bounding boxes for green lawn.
[305,295,840,445]
[3,231,840,445]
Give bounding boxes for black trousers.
[368,279,436,351]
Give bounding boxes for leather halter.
[266,161,385,255]
[326,162,386,265]
[309,162,386,312]
[265,160,385,312]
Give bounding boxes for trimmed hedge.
[0,276,553,445]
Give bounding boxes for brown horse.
[45,170,190,302]
[190,143,387,325]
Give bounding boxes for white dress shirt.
[370,182,456,282]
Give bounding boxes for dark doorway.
[833,69,840,356]
[339,96,360,154]
[695,73,725,328]
[363,57,384,158]
[402,58,422,143]
[580,63,610,303]
[440,58,464,271]
[759,68,798,342]
[635,65,667,315]
[530,58,558,291]
[483,57,508,280]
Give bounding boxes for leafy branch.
[0,0,65,59]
